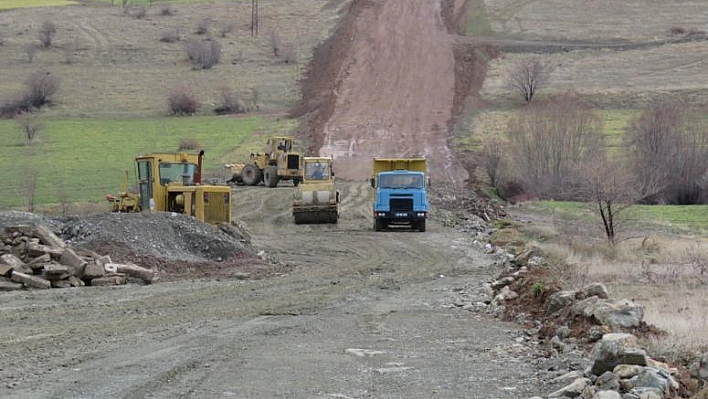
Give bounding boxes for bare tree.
[480,136,505,188]
[38,21,57,48]
[626,101,708,204]
[507,57,552,103]
[15,112,43,145]
[575,154,642,248]
[506,93,603,198]
[23,167,38,213]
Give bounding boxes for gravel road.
[0,181,544,398]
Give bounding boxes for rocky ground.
[2,181,699,399]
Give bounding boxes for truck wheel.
[264,166,279,187]
[417,220,426,232]
[242,164,263,186]
[374,219,383,232]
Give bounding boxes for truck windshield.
[378,174,424,189]
[159,162,197,185]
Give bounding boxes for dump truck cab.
[371,157,429,232]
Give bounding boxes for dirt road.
[0,182,542,398]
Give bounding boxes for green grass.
[600,109,640,153]
[529,200,708,233]
[0,0,77,9]
[0,115,297,209]
[466,0,494,36]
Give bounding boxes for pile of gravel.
[0,211,247,263]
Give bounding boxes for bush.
[167,86,199,115]
[133,6,147,19]
[38,21,57,48]
[219,22,235,38]
[178,137,200,151]
[160,6,174,16]
[214,87,247,115]
[159,29,180,43]
[0,71,60,118]
[195,18,211,35]
[25,70,60,109]
[185,40,221,70]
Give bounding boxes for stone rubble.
[0,223,154,290]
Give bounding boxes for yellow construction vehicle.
[225,136,303,187]
[106,151,232,225]
[292,157,340,224]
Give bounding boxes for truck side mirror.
[370,177,375,188]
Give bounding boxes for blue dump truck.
[370,157,429,232]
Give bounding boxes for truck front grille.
[390,198,413,212]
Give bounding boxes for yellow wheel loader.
[292,157,340,224]
[106,151,232,225]
[225,136,303,188]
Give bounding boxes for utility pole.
[251,0,259,37]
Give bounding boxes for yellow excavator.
[292,157,340,224]
[107,150,232,225]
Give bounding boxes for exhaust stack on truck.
[370,157,429,232]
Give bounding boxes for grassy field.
[0,0,343,210]
[0,115,296,209]
[0,0,77,9]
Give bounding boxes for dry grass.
[516,203,708,351]
[0,1,343,118]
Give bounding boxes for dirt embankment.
[294,0,492,189]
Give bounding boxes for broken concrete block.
[83,262,105,280]
[10,271,51,289]
[0,277,23,291]
[59,248,87,277]
[34,224,66,248]
[90,275,127,286]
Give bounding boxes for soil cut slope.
[297,0,471,186]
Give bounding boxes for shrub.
[159,29,180,43]
[160,6,174,16]
[219,22,236,38]
[133,6,147,19]
[167,86,199,115]
[178,137,200,151]
[24,70,60,109]
[214,87,247,115]
[185,40,221,70]
[195,18,211,35]
[38,21,57,48]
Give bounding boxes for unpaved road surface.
[0,182,542,398]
